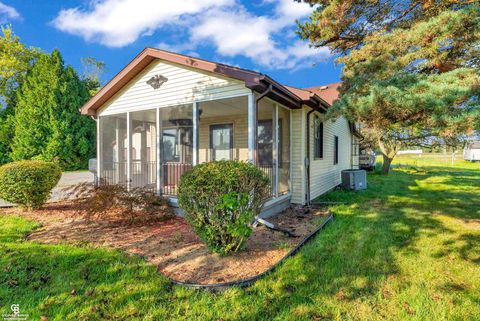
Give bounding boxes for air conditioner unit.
[341,169,367,190]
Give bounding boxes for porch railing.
[131,160,157,192]
[278,161,290,196]
[161,162,193,196]
[100,161,285,198]
[100,162,128,187]
[257,163,274,198]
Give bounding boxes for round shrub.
[0,160,62,209]
[178,160,269,255]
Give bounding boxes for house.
[463,141,480,161]
[81,48,360,216]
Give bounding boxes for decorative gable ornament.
[146,74,168,89]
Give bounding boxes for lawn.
[1,155,479,320]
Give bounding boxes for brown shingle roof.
[283,85,314,101]
[305,82,341,106]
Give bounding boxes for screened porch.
[97,95,291,199]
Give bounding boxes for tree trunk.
[381,154,393,174]
[377,137,398,175]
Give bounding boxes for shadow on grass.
[1,163,479,320]
[0,222,173,320]
[241,165,480,320]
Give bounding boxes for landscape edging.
[165,212,334,290]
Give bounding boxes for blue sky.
[1,0,342,88]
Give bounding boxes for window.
[278,107,290,195]
[334,135,339,165]
[314,116,323,159]
[162,127,192,163]
[210,124,233,161]
[160,104,193,165]
[257,119,273,166]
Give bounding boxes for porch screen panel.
[160,104,193,195]
[99,114,127,186]
[257,99,275,197]
[198,96,248,163]
[130,109,157,191]
[278,106,291,195]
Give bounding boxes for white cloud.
[188,5,327,70]
[191,9,279,65]
[53,0,233,47]
[267,0,314,20]
[0,2,21,22]
[53,0,329,70]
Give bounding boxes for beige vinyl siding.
[309,113,353,200]
[290,107,306,204]
[98,60,250,116]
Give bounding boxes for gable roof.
[80,47,330,116]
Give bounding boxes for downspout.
[254,84,273,164]
[305,108,315,205]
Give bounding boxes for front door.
[210,124,233,161]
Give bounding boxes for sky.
[0,0,342,88]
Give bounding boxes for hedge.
[178,160,269,255]
[0,160,61,209]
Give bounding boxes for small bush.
[0,160,61,209]
[65,182,172,222]
[178,160,269,255]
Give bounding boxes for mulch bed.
[1,202,330,285]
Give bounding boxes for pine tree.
[11,50,95,170]
[298,1,480,173]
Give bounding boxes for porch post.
[192,102,199,166]
[156,108,161,195]
[115,118,121,184]
[274,103,279,197]
[126,111,131,190]
[96,117,101,186]
[289,108,293,194]
[248,92,256,164]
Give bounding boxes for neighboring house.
[81,48,360,216]
[463,141,480,161]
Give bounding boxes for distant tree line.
[0,26,102,170]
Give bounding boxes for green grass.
[1,155,479,320]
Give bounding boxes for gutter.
[248,76,302,109]
[349,121,363,139]
[305,108,316,205]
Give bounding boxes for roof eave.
[80,47,323,115]
[80,48,154,115]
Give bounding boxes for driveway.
[0,171,94,207]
